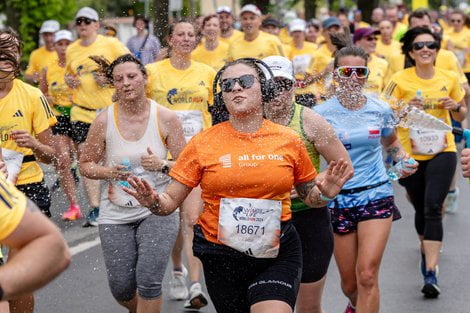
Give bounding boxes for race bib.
[2,148,23,183]
[409,129,447,155]
[218,198,281,258]
[175,110,203,142]
[292,54,313,75]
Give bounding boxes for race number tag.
[292,54,313,75]
[218,198,281,258]
[175,110,203,142]
[409,129,447,155]
[2,148,23,183]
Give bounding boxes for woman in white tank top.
[79,54,186,313]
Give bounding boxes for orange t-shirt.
[170,120,317,245]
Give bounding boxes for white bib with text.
[409,129,447,155]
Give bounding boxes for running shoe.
[343,302,356,313]
[62,204,82,221]
[444,188,459,214]
[184,282,208,310]
[421,270,440,298]
[419,252,439,278]
[82,207,99,227]
[169,265,188,300]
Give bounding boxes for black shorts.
[52,115,73,137]
[193,222,302,312]
[71,121,91,144]
[16,180,51,217]
[292,207,334,283]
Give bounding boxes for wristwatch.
[452,104,461,113]
[160,160,170,175]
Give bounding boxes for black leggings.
[399,152,456,241]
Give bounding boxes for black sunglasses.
[412,41,438,51]
[220,74,257,93]
[76,17,96,25]
[366,36,378,41]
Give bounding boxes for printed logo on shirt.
[440,86,448,92]
[198,81,205,86]
[231,204,275,222]
[237,154,284,168]
[368,127,381,139]
[166,88,204,105]
[12,110,23,117]
[219,154,232,168]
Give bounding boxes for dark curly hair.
[400,26,441,68]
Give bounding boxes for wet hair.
[408,9,432,25]
[0,27,22,77]
[400,26,441,68]
[202,14,218,29]
[89,53,146,86]
[330,28,368,67]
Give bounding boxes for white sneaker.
[444,187,459,214]
[183,282,208,310]
[169,265,188,300]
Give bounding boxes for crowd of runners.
[0,2,470,313]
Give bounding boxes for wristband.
[320,192,335,202]
[452,104,461,113]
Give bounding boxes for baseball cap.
[262,17,281,28]
[240,4,261,16]
[75,7,99,21]
[322,17,341,30]
[40,20,60,34]
[262,56,295,81]
[216,6,232,14]
[54,30,73,43]
[353,27,380,43]
[289,19,306,32]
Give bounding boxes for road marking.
[70,237,101,256]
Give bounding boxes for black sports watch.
[160,160,170,175]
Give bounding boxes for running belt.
[339,180,388,195]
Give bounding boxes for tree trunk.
[154,0,169,44]
[357,0,379,24]
[305,0,317,20]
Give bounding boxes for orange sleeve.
[169,139,202,188]
[293,137,317,184]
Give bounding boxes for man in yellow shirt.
[385,6,408,40]
[261,16,292,56]
[216,6,243,44]
[376,20,402,60]
[65,6,129,227]
[445,10,470,77]
[24,20,60,84]
[371,7,385,28]
[228,4,284,60]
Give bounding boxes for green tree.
[0,0,77,63]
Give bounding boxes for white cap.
[75,7,99,21]
[262,56,295,81]
[216,6,232,14]
[40,20,60,34]
[54,30,73,43]
[289,19,306,32]
[240,4,261,16]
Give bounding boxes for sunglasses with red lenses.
[335,66,369,79]
[412,41,438,51]
[220,74,257,92]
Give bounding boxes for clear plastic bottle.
[388,158,416,181]
[118,158,131,188]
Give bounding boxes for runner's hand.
[122,175,160,209]
[0,160,7,178]
[315,158,353,198]
[408,97,424,110]
[141,147,164,172]
[11,130,40,149]
[109,165,131,181]
[400,156,418,178]
[438,97,458,111]
[461,148,470,178]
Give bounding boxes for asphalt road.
[32,164,470,313]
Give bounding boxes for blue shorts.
[330,196,401,234]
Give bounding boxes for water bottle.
[118,158,131,188]
[388,158,416,181]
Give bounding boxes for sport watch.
[160,160,170,175]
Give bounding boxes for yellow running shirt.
[25,46,57,80]
[288,41,318,95]
[169,120,317,245]
[219,29,243,45]
[0,80,56,185]
[310,44,334,97]
[146,59,216,141]
[192,41,229,71]
[445,28,470,73]
[228,31,285,61]
[0,173,26,241]
[383,67,465,161]
[365,54,389,96]
[375,39,401,60]
[66,35,129,124]
[45,60,73,115]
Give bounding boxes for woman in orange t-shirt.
[125,58,353,313]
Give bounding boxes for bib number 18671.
[235,224,265,235]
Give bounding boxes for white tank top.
[99,100,171,224]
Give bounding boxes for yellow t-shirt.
[310,44,334,97]
[228,32,285,61]
[392,22,408,41]
[66,35,129,124]
[25,47,57,78]
[288,42,318,95]
[364,54,388,96]
[386,49,468,85]
[219,29,243,45]
[445,28,470,72]
[0,173,27,241]
[0,80,57,185]
[375,39,401,60]
[191,41,229,71]
[146,59,216,140]
[383,67,465,161]
[45,60,73,115]
[279,27,293,45]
